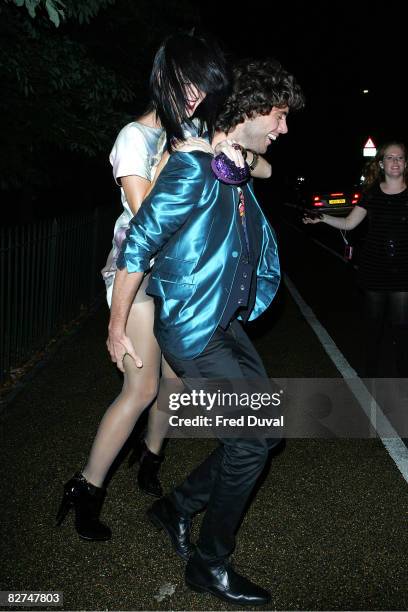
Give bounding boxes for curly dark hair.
[362,141,408,192]
[215,58,305,133]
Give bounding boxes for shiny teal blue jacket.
[117,151,280,360]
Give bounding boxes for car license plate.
[329,198,346,204]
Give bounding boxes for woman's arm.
[144,152,170,199]
[246,150,271,179]
[121,150,172,213]
[303,205,367,230]
[120,175,151,216]
[176,137,272,179]
[213,140,271,178]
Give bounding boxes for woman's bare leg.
[144,357,180,455]
[82,294,161,487]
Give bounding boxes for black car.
[290,176,362,216]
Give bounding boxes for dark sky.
[198,0,407,183]
[5,0,407,223]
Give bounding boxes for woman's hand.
[174,137,214,155]
[214,139,246,168]
[303,212,324,224]
[175,137,247,169]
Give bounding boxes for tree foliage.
[7,0,117,27]
[0,3,134,191]
[0,0,199,198]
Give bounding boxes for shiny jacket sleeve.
[117,152,206,273]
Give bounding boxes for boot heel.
[55,492,73,526]
[127,450,137,468]
[56,473,111,540]
[128,428,147,467]
[136,440,164,498]
[147,510,164,531]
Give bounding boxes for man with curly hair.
[108,58,305,606]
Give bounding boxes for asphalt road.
[275,205,398,376]
[1,253,408,610]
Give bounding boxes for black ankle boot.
[56,472,111,541]
[137,440,164,498]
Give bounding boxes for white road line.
[284,273,408,484]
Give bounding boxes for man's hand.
[108,268,144,372]
[107,326,143,373]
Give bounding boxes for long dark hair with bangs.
[149,33,230,152]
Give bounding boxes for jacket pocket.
[158,256,197,277]
[147,276,196,301]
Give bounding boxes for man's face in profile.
[242,106,289,154]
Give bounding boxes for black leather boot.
[185,553,271,606]
[136,440,164,498]
[147,497,194,561]
[56,472,111,541]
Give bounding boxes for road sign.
[363,137,376,157]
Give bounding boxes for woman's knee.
[123,373,159,405]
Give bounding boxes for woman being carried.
[57,32,271,541]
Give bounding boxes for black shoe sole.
[147,509,190,562]
[77,532,112,542]
[138,484,162,498]
[56,515,111,541]
[185,579,271,607]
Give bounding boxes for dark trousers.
[363,290,408,377]
[163,319,280,562]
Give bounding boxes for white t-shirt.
[102,119,206,305]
